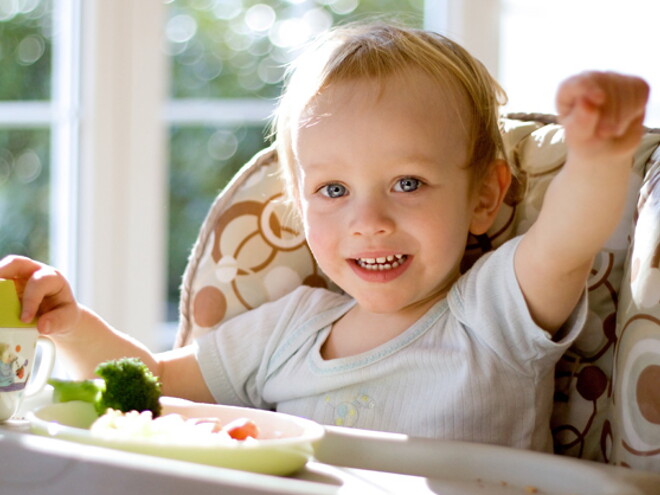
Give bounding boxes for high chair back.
[175,114,660,473]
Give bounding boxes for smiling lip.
[349,254,411,282]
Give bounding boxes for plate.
[27,397,325,476]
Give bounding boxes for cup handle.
[24,336,56,397]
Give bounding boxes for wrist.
[45,305,91,343]
[564,150,633,177]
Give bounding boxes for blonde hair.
[272,22,508,199]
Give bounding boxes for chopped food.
[49,357,162,417]
[90,409,260,443]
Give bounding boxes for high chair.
[174,113,660,473]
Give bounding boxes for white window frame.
[73,0,167,350]
[51,0,81,290]
[425,0,501,79]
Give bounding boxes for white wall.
[499,0,660,127]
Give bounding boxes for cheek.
[302,210,337,258]
[421,206,472,249]
[304,218,329,250]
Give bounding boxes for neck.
[320,298,439,360]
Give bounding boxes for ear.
[469,159,512,236]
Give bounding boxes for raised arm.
[515,71,649,334]
[0,255,214,402]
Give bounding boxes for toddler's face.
[293,71,484,317]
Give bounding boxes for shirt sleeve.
[447,236,587,378]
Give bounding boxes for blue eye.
[394,177,421,192]
[320,183,347,198]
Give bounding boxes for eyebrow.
[301,152,441,172]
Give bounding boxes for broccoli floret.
[48,357,162,417]
[94,358,162,417]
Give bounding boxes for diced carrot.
[223,418,259,440]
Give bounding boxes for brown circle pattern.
[637,365,660,425]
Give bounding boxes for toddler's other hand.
[556,71,649,161]
[0,255,81,337]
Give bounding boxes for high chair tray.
[2,387,658,495]
[2,420,659,495]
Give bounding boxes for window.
[0,1,53,264]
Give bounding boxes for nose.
[350,194,395,237]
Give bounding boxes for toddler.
[0,23,649,452]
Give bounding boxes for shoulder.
[448,236,585,374]
[451,236,522,305]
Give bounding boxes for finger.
[556,72,606,119]
[37,305,77,335]
[596,73,649,138]
[0,256,46,308]
[595,74,620,137]
[0,255,43,281]
[561,95,600,143]
[20,267,70,322]
[609,114,647,155]
[617,78,648,135]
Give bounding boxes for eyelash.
[393,177,422,193]
[316,177,423,198]
[319,183,347,198]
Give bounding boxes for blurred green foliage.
[0,130,51,263]
[0,1,52,262]
[0,1,52,100]
[167,0,424,99]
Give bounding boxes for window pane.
[167,124,268,319]
[0,129,50,261]
[166,0,424,99]
[0,0,52,100]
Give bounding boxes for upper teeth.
[356,254,406,270]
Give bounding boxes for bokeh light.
[245,4,275,33]
[15,149,42,183]
[16,34,45,65]
[166,14,197,44]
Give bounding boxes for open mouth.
[354,254,408,271]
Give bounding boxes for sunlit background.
[1,0,658,350]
